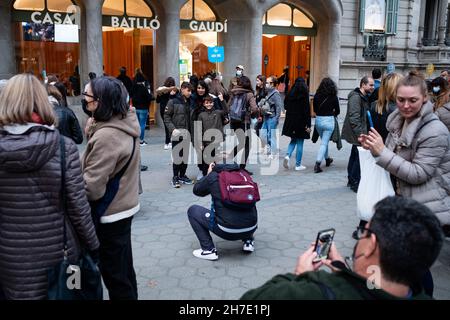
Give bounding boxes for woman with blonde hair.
[0,73,99,299]
[369,72,403,142]
[430,76,450,130]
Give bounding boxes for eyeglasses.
[82,91,97,99]
[352,226,375,240]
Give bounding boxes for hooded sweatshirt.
[82,108,141,224]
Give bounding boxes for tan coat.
[82,109,141,224]
[377,102,450,224]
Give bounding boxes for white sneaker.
[168,142,172,148]
[243,240,254,252]
[164,144,170,150]
[295,165,307,171]
[193,248,218,261]
[140,141,147,147]
[283,156,289,169]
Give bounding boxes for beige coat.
[82,109,141,224]
[377,102,450,224]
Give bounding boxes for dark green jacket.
[341,88,370,145]
[164,94,191,137]
[240,269,431,300]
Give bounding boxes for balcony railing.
[422,38,438,46]
[362,33,386,61]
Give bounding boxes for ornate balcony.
[422,38,438,46]
[362,33,386,61]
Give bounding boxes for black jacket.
[163,94,191,136]
[131,82,153,110]
[193,164,258,230]
[282,92,311,139]
[117,75,133,95]
[53,102,83,144]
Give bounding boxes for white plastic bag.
[357,147,395,221]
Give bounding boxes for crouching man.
[187,163,259,261]
[241,196,443,299]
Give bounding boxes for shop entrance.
[262,3,316,90]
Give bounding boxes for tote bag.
[356,147,395,221]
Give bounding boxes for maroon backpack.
[218,169,260,209]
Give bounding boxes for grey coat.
[341,88,370,145]
[0,124,99,300]
[376,102,450,224]
[435,102,450,132]
[264,87,283,122]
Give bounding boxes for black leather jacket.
[53,102,83,144]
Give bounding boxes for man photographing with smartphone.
[241,196,443,300]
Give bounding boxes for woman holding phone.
[359,71,450,229]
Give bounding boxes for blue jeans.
[262,116,278,153]
[136,109,148,142]
[286,138,304,167]
[315,116,334,163]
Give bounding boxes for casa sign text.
[31,11,76,25]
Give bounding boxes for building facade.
[0,0,449,98]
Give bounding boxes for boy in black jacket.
[187,163,258,260]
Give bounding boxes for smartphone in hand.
[313,228,335,263]
[367,110,374,128]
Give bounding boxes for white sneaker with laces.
[283,156,289,169]
[193,248,218,261]
[243,240,254,252]
[295,165,307,171]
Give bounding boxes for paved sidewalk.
[74,105,450,299]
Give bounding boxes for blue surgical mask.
[433,86,441,94]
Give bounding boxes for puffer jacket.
[376,102,450,223]
[82,108,141,224]
[342,88,370,145]
[193,164,258,231]
[163,94,191,139]
[435,102,450,131]
[0,124,99,300]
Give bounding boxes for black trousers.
[172,137,190,177]
[347,145,361,186]
[97,217,138,300]
[230,121,250,169]
[201,144,217,176]
[160,105,171,145]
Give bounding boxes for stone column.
[0,0,16,78]
[80,0,103,84]
[417,0,427,46]
[327,22,341,85]
[438,0,448,46]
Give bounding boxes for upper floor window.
[359,0,399,35]
[262,3,314,28]
[180,0,216,21]
[14,0,76,12]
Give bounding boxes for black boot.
[325,157,334,167]
[314,162,323,173]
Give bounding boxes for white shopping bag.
[357,147,395,221]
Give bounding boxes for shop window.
[13,0,45,11]
[267,3,292,26]
[180,0,216,21]
[102,0,125,16]
[47,0,74,12]
[293,9,313,28]
[126,0,153,17]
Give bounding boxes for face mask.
[433,86,441,94]
[81,99,92,117]
[266,83,271,89]
[236,70,243,77]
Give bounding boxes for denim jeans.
[262,116,279,154]
[136,109,148,142]
[187,205,255,251]
[286,138,305,167]
[315,116,334,163]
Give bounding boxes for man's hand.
[322,243,345,272]
[294,246,322,275]
[207,162,216,175]
[218,93,224,101]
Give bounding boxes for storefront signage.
[208,46,224,63]
[189,20,227,33]
[109,16,160,30]
[30,11,76,25]
[387,63,395,73]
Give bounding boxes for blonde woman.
[0,74,99,300]
[368,72,403,142]
[431,76,450,131]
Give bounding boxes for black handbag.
[47,135,103,300]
